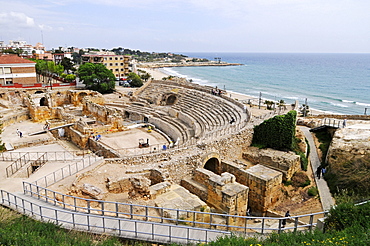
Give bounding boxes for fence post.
[309,214,314,231]
[294,217,299,232]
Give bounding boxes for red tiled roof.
[0,54,36,64]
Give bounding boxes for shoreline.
[141,67,328,116]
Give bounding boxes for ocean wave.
[329,102,349,108]
[342,99,355,103]
[355,102,370,107]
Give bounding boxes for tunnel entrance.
[166,95,177,105]
[40,97,48,106]
[204,157,220,174]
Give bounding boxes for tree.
[78,63,115,93]
[264,100,274,110]
[140,72,151,82]
[127,72,143,87]
[61,57,75,73]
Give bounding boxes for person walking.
[316,166,322,179]
[19,131,23,138]
[322,167,326,177]
[16,129,20,136]
[282,210,290,228]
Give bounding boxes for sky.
[0,0,369,53]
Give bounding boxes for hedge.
[252,110,297,150]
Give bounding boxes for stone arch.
[40,97,48,106]
[165,94,178,105]
[78,92,88,103]
[202,152,221,174]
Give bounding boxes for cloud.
[0,11,35,28]
[39,24,53,31]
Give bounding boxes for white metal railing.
[23,181,327,235]
[32,154,102,188]
[0,151,88,162]
[5,153,31,177]
[0,190,230,244]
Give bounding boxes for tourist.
[247,207,251,216]
[19,131,23,138]
[343,119,347,128]
[322,167,326,176]
[316,166,322,179]
[282,211,290,228]
[16,129,20,136]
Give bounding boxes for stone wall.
[82,99,124,131]
[0,110,29,127]
[182,168,249,215]
[245,164,283,214]
[242,147,300,180]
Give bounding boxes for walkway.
[0,191,230,245]
[299,126,335,211]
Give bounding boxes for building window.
[4,67,11,74]
[120,57,123,60]
[110,63,113,66]
[115,57,118,60]
[104,57,107,60]
[115,63,118,66]
[5,79,13,84]
[110,69,113,72]
[120,63,124,66]
[109,57,112,60]
[104,63,107,66]
[121,68,124,71]
[115,68,119,71]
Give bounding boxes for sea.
[160,53,370,115]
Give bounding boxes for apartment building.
[0,54,37,87]
[82,54,131,78]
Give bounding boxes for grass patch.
[308,186,319,197]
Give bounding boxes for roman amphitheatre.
[2,77,368,241]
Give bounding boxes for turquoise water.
[162,53,370,115]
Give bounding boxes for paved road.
[299,126,335,211]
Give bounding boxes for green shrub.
[314,130,332,162]
[299,152,308,171]
[325,202,370,232]
[308,186,318,196]
[252,110,297,151]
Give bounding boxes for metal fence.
[23,181,326,235]
[25,153,47,178]
[32,155,102,188]
[1,190,230,244]
[0,150,88,162]
[5,153,30,177]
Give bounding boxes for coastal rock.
[327,128,370,165]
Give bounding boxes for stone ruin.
[1,79,307,217]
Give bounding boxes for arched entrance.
[78,92,88,103]
[166,95,177,105]
[204,157,220,174]
[40,97,48,106]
